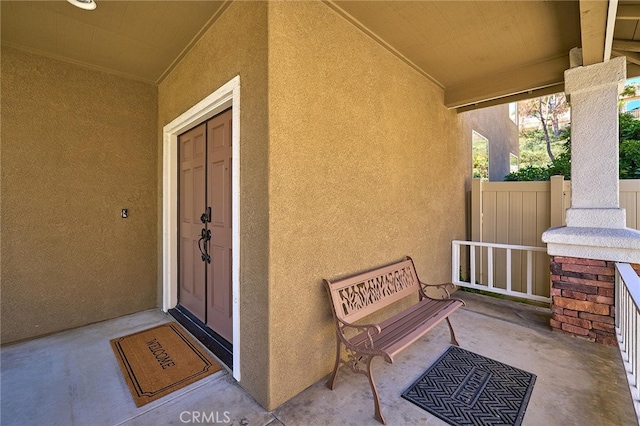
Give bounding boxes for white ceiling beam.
[445,55,569,109]
[579,0,609,66]
[456,84,565,113]
[612,39,640,52]
[616,4,640,19]
[604,0,618,61]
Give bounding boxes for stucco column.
[542,55,640,263]
[565,56,625,228]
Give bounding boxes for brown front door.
[178,108,233,343]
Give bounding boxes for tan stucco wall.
[156,1,270,408]
[1,47,158,343]
[267,1,470,409]
[461,104,519,181]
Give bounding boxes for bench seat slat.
[350,299,443,349]
[350,298,464,361]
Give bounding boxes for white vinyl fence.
[452,240,550,303]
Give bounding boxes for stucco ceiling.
[2,0,640,110]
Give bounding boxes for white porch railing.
[452,240,550,304]
[615,262,640,422]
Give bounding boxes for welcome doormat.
[402,346,536,426]
[110,322,222,407]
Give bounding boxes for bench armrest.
[338,320,382,349]
[419,281,457,300]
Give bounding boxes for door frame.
[162,76,241,381]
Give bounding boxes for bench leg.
[325,340,386,424]
[325,335,342,390]
[365,356,386,425]
[446,317,459,346]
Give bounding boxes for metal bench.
[323,256,465,424]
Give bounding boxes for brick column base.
[549,256,617,346]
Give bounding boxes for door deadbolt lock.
[200,207,212,224]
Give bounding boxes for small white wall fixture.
[162,76,241,380]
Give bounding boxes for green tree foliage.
[472,133,489,179]
[619,83,639,110]
[503,165,552,181]
[472,152,489,179]
[619,112,640,140]
[505,113,640,181]
[518,129,567,168]
[518,94,568,161]
[620,139,640,179]
[618,113,640,179]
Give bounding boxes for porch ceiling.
[2,0,640,110]
[0,1,229,84]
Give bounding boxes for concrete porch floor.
[1,291,637,426]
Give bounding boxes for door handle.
[197,228,212,264]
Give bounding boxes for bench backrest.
[323,257,420,324]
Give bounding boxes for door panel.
[206,110,233,341]
[178,124,207,322]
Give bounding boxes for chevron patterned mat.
[401,346,536,426]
